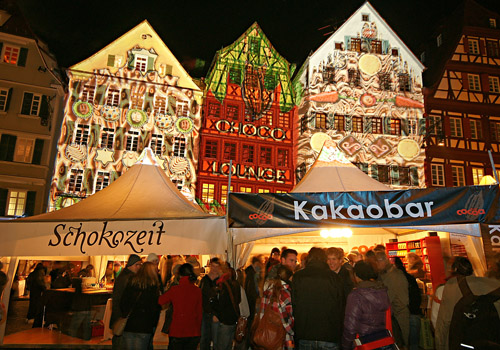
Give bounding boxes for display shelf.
[386,236,446,291]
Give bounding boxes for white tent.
[0,148,227,257]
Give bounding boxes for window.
[135,54,148,72]
[277,149,289,167]
[399,167,411,186]
[220,185,233,205]
[316,113,327,129]
[94,171,110,193]
[335,42,343,50]
[260,146,272,165]
[3,45,20,65]
[451,166,466,187]
[125,130,140,152]
[348,69,360,85]
[246,67,259,88]
[208,102,221,118]
[431,164,445,186]
[362,14,370,22]
[226,104,239,120]
[240,186,253,193]
[242,144,254,163]
[468,74,481,91]
[275,190,287,194]
[408,119,418,135]
[258,188,271,193]
[437,34,442,47]
[472,167,484,185]
[100,128,114,149]
[470,119,483,140]
[262,110,273,126]
[130,87,145,110]
[74,124,90,145]
[14,138,34,163]
[223,142,237,161]
[201,183,215,203]
[229,68,241,85]
[487,41,500,57]
[429,116,443,135]
[82,84,96,103]
[377,165,390,184]
[106,88,120,107]
[68,169,84,192]
[248,37,260,54]
[173,135,186,157]
[398,74,411,92]
[7,190,26,216]
[489,76,500,93]
[0,88,9,112]
[350,38,361,52]
[491,121,500,141]
[371,117,382,134]
[390,118,401,135]
[176,100,189,117]
[150,134,163,156]
[490,18,497,28]
[21,92,41,116]
[154,96,167,114]
[371,40,382,54]
[379,73,391,90]
[0,134,16,161]
[264,71,277,90]
[352,117,363,133]
[278,112,290,128]
[204,140,218,158]
[449,117,463,137]
[335,115,345,131]
[392,48,399,57]
[468,39,480,55]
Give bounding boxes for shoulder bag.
[112,291,142,336]
[251,288,285,350]
[225,281,248,343]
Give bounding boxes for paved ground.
[5,298,32,336]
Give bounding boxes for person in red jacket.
[159,263,202,350]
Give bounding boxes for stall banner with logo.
[228,185,500,229]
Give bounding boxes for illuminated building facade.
[422,1,500,187]
[294,2,426,189]
[48,21,203,210]
[197,23,297,210]
[0,3,64,217]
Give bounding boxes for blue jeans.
[298,339,339,350]
[122,331,154,350]
[215,323,236,350]
[201,313,218,350]
[409,315,421,350]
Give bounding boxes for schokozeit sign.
[0,218,227,256]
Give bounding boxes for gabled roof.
[205,22,295,112]
[309,1,424,74]
[0,2,33,39]
[20,148,211,222]
[292,140,391,193]
[69,20,200,91]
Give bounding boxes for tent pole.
[226,160,235,267]
[0,257,19,345]
[488,150,499,183]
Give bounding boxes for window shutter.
[90,124,100,147]
[401,119,409,136]
[0,134,17,161]
[127,53,135,70]
[107,55,115,67]
[147,57,154,72]
[39,95,50,125]
[462,73,469,91]
[25,191,36,216]
[463,37,469,53]
[410,167,419,186]
[371,164,379,180]
[383,117,391,134]
[6,134,16,161]
[391,165,400,185]
[0,188,7,216]
[119,88,130,109]
[167,96,176,115]
[32,139,44,165]
[363,117,371,133]
[115,127,124,150]
[17,48,28,67]
[0,43,3,56]
[418,118,426,136]
[165,65,173,75]
[21,92,33,115]
[479,39,486,55]
[5,87,13,111]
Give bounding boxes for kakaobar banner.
[228,185,500,229]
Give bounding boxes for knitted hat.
[354,261,378,281]
[126,254,142,267]
[147,253,159,262]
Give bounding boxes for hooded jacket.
[342,280,391,350]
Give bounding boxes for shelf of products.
[386,235,446,292]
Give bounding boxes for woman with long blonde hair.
[120,261,161,350]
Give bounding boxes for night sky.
[14,0,500,77]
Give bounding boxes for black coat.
[110,268,134,328]
[292,260,344,343]
[121,284,161,334]
[244,265,259,318]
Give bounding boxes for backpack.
[449,276,500,350]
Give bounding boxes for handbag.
[224,281,248,342]
[252,296,285,350]
[112,291,142,336]
[161,304,174,334]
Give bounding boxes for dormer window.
[437,34,442,47]
[362,14,370,22]
[135,54,148,72]
[490,18,497,28]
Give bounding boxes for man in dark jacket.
[292,247,344,350]
[110,254,142,350]
[327,247,354,299]
[199,257,221,350]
